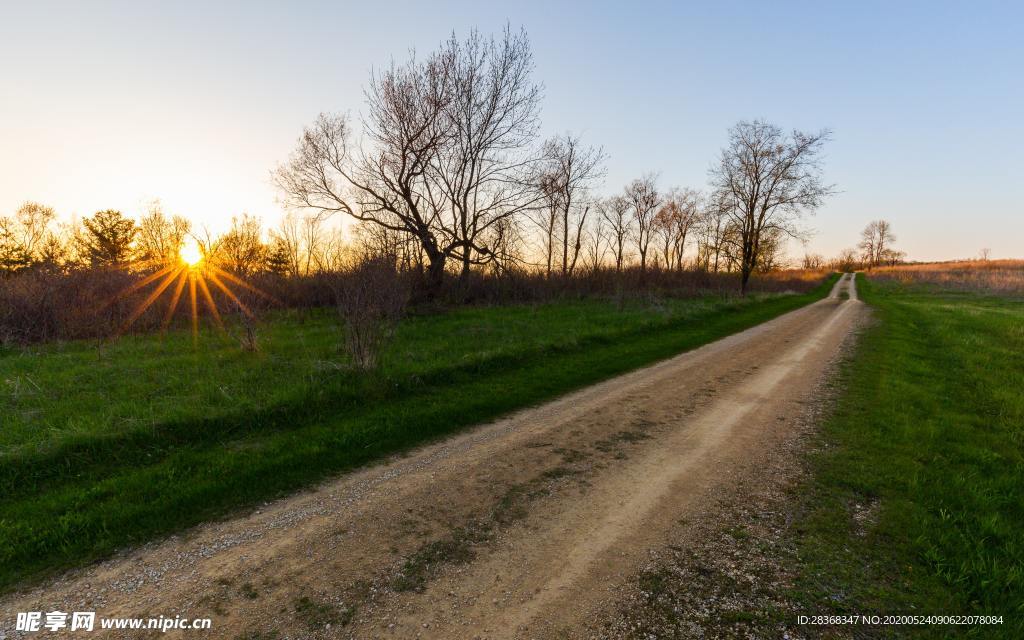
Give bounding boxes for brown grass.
[869,260,1024,294]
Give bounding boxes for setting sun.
[179,240,203,267]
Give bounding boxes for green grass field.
[791,275,1024,637]
[0,278,835,592]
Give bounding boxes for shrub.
[331,257,409,369]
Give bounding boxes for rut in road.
[0,274,866,639]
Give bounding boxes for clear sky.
[2,0,1021,261]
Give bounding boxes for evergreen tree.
[264,239,291,274]
[79,209,137,267]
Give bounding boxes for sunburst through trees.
[114,238,271,343]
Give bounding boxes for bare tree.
[881,249,906,266]
[276,27,542,295]
[580,214,610,273]
[433,27,543,280]
[710,120,833,293]
[531,176,560,277]
[859,219,896,269]
[801,252,825,270]
[354,222,420,269]
[832,247,861,272]
[598,195,632,272]
[624,174,660,274]
[486,214,527,276]
[9,202,55,259]
[312,225,349,273]
[535,133,606,276]
[0,202,57,271]
[754,227,787,273]
[275,54,452,290]
[300,214,328,276]
[137,200,190,267]
[653,188,699,271]
[217,214,265,275]
[695,198,729,272]
[272,212,333,276]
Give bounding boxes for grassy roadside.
[789,275,1024,637]
[0,277,836,592]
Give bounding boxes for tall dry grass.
[870,260,1024,294]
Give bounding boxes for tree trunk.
[424,249,446,297]
[546,227,553,278]
[562,210,569,276]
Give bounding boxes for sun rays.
[113,241,274,344]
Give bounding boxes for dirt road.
[2,274,866,639]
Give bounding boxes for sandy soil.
[1,274,866,639]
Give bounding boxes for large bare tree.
[275,27,542,294]
[710,120,832,292]
[433,27,543,280]
[274,53,451,290]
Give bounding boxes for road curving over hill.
[1,274,866,639]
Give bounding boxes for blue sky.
[1,0,1021,260]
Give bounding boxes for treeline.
[799,219,906,273]
[0,193,825,345]
[0,191,800,283]
[0,201,334,277]
[1,27,839,287]
[1,26,846,346]
[273,27,835,294]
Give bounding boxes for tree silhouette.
[80,209,137,267]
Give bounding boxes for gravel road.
[1,274,866,639]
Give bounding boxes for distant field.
[0,278,835,591]
[790,273,1023,636]
[872,259,1024,293]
